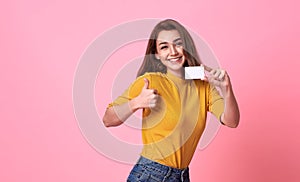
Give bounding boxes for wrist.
[129,97,140,112]
[222,85,232,98]
[220,74,232,96]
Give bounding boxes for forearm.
[103,78,158,127]
[103,98,140,127]
[221,86,240,128]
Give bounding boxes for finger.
[151,94,157,99]
[212,69,221,79]
[207,74,215,83]
[147,89,157,94]
[201,64,213,72]
[218,70,226,80]
[142,91,156,101]
[207,72,221,84]
[210,69,217,77]
[211,79,221,87]
[143,78,149,89]
[202,75,208,81]
[206,69,216,80]
[150,97,158,104]
[148,100,156,108]
[149,103,155,108]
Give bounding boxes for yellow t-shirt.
[108,72,224,169]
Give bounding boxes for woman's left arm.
[204,65,240,128]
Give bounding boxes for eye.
[175,41,183,46]
[160,46,168,50]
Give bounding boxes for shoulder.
[136,72,175,91]
[136,72,169,84]
[141,72,168,79]
[128,72,167,91]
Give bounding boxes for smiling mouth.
[168,56,183,63]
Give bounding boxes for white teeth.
[169,57,181,62]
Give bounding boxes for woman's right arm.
[103,78,158,127]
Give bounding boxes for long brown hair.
[137,19,202,77]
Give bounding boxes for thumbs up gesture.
[134,78,158,109]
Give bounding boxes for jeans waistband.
[137,156,189,178]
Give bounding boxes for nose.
[169,44,178,55]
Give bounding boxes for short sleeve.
[107,74,151,108]
[207,84,224,122]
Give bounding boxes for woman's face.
[155,30,185,77]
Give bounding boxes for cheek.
[157,51,168,60]
[177,47,184,54]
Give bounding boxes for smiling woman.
[136,19,201,78]
[102,19,240,182]
[155,30,186,78]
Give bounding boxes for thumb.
[143,78,149,89]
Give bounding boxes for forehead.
[156,30,181,43]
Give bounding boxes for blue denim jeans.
[127,156,190,182]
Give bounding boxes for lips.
[168,56,183,63]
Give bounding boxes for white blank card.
[184,66,205,80]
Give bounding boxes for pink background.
[1,0,300,181]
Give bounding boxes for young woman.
[103,19,240,182]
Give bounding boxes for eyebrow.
[158,37,182,46]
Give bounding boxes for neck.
[167,69,184,79]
